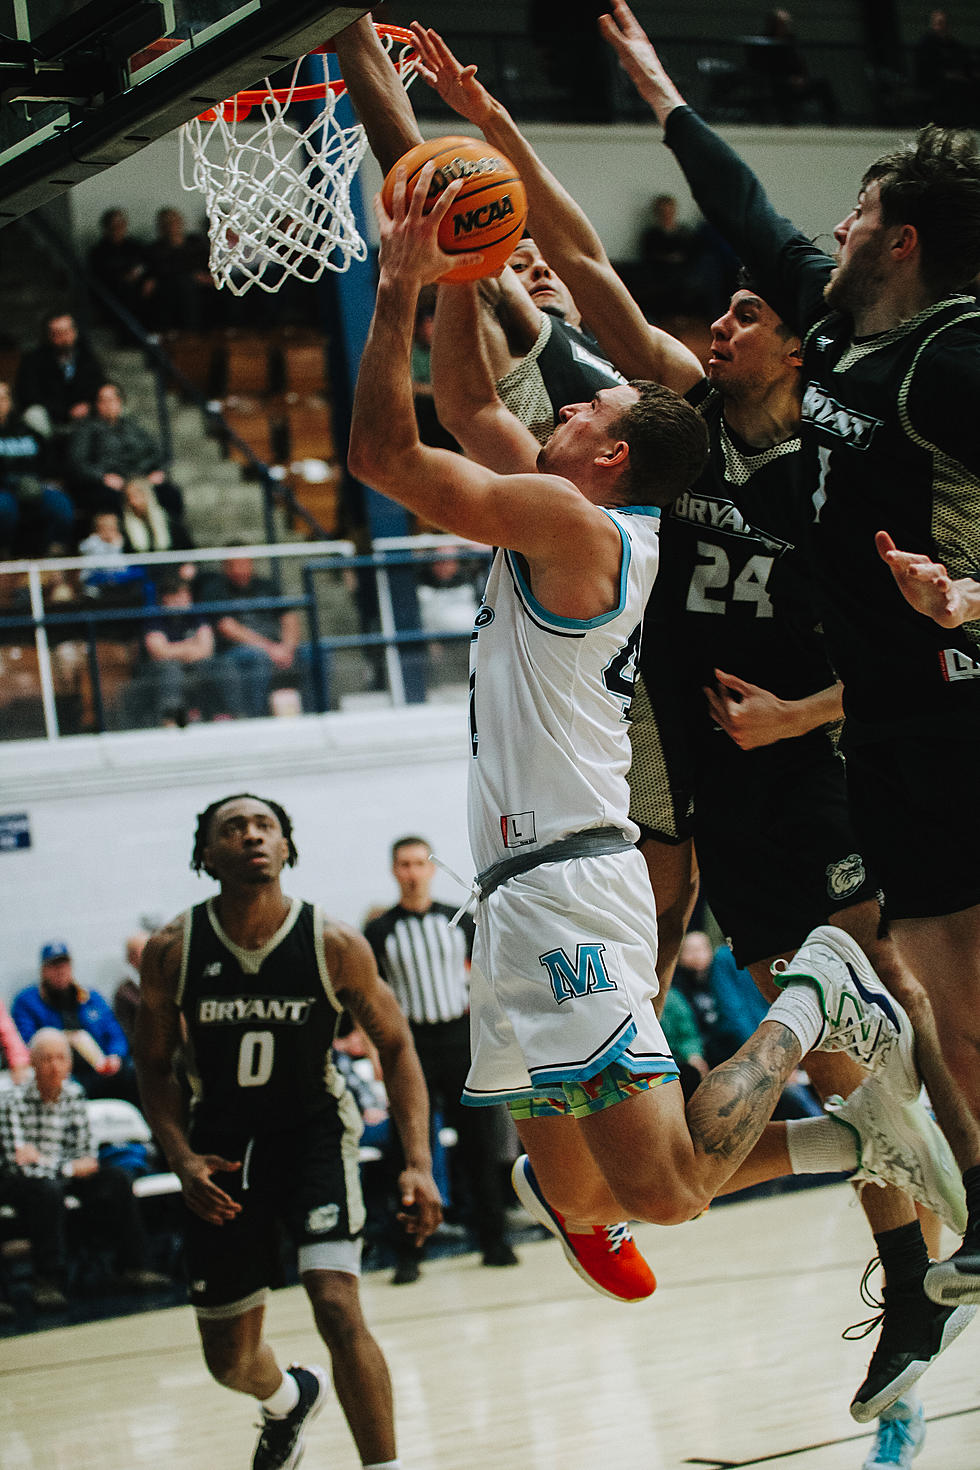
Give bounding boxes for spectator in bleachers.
[635,194,736,324]
[119,475,192,556]
[130,569,241,726]
[411,289,459,453]
[87,208,151,334]
[914,8,978,125]
[66,381,184,521]
[11,942,140,1106]
[14,311,105,441]
[751,8,839,125]
[112,930,151,1045]
[143,207,216,330]
[0,997,30,1086]
[0,1029,168,1310]
[658,984,708,1102]
[197,552,308,718]
[0,380,75,556]
[78,509,145,600]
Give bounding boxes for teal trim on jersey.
[616,505,661,519]
[505,512,633,631]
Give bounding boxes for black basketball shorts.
[694,728,882,967]
[184,1107,365,1315]
[841,728,980,922]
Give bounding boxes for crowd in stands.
[0,309,185,561]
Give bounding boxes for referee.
[365,836,517,1283]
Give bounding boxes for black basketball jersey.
[802,299,980,733]
[538,313,626,415]
[664,104,980,737]
[496,310,625,443]
[642,383,834,707]
[178,898,346,1134]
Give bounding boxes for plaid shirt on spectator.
[0,1076,92,1179]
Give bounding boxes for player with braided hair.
[135,793,441,1470]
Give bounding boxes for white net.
[179,58,371,295]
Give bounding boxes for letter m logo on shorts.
[540,944,617,1005]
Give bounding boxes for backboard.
[0,1,372,226]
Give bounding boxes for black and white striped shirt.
[364,903,475,1025]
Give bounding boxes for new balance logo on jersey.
[203,961,222,978]
[197,996,313,1024]
[815,335,834,350]
[802,383,880,448]
[540,944,617,1004]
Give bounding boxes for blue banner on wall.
[0,813,30,851]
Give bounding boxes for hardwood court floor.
[2,1182,977,1470]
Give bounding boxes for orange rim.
[197,23,418,122]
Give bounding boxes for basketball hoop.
[179,24,419,296]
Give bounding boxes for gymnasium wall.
[0,707,472,1007]
[69,120,915,267]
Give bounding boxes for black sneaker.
[252,1365,328,1470]
[924,1223,980,1306]
[391,1257,421,1285]
[481,1242,519,1267]
[847,1259,977,1423]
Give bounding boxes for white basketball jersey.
[467,507,661,873]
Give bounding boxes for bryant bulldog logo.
[306,1204,339,1234]
[826,853,866,901]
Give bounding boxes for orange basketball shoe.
[511,1155,656,1303]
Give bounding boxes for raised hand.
[375,160,475,286]
[409,23,496,130]
[598,1,687,121]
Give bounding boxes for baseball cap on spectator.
[40,941,71,964]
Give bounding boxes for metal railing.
[0,536,491,740]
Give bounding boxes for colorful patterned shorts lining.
[507,1058,678,1119]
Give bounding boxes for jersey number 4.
[602,622,642,718]
[687,543,774,618]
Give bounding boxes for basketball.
[380,135,528,283]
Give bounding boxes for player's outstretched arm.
[348,160,618,581]
[430,279,544,472]
[134,920,241,1224]
[411,22,703,395]
[598,1,689,125]
[325,921,443,1245]
[876,530,980,629]
[332,13,423,176]
[600,1,830,332]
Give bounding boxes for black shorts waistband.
[477,826,633,902]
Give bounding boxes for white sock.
[786,1115,858,1175]
[362,1462,402,1468]
[764,981,826,1055]
[261,1370,300,1418]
